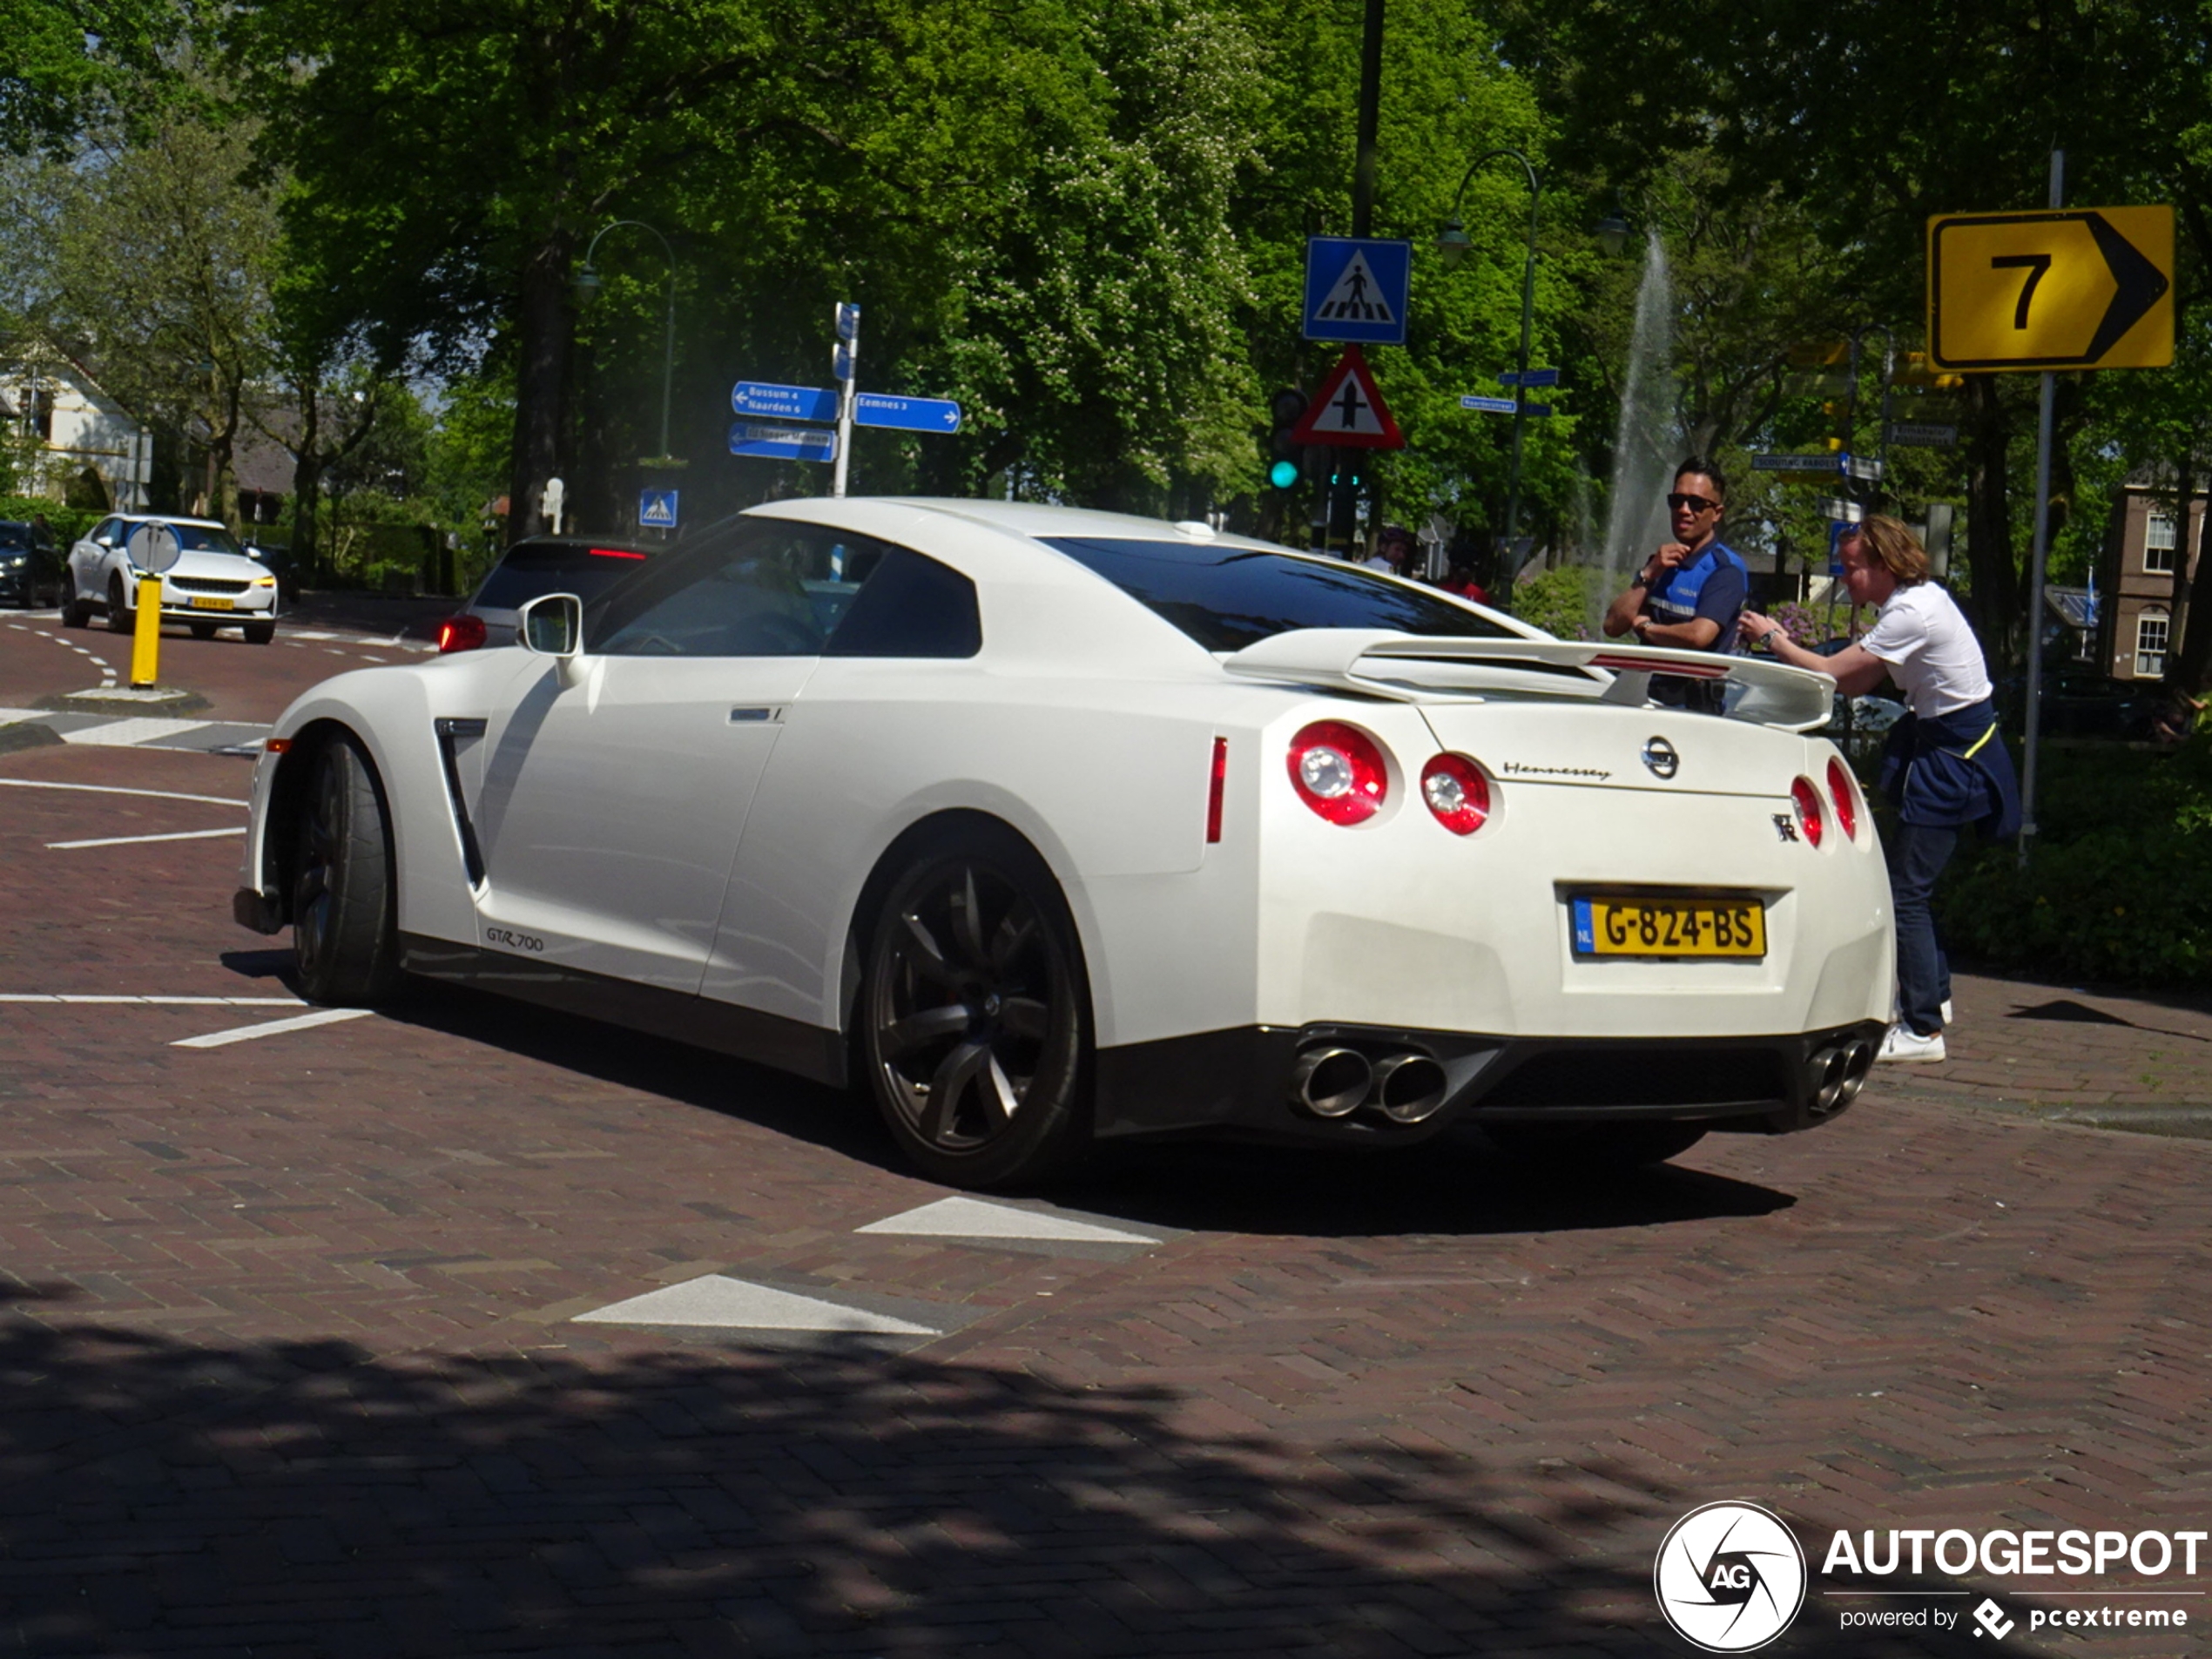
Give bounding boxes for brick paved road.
[3,623,2211,1656]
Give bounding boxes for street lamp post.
[1436,148,1541,583]
[575,219,678,466]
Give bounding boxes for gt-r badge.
[1641,736,1679,779]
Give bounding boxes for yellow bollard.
[130,572,163,688]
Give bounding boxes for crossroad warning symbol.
[1302,237,1412,345]
[1288,347,1404,449]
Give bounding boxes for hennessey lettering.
[1501,760,1612,781]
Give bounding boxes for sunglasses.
[1667,493,1722,514]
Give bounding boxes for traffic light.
[1268,388,1307,489]
[1329,455,1365,494]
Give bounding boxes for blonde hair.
[1849,515,1931,584]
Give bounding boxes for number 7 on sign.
[1991,253,2051,328]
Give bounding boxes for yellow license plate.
[1571,895,1766,959]
[189,596,235,610]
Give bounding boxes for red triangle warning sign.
[1289,346,1404,449]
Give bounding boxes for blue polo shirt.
[1642,539,1747,709]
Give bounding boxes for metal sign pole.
[832,304,860,500]
[2019,147,2065,865]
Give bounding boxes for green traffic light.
[1269,459,1299,489]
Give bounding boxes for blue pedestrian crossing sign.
[638,489,679,529]
[1303,237,1411,346]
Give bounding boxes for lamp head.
[1434,219,1473,269]
[572,262,603,298]
[1595,210,1630,258]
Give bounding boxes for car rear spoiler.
[1219,629,1836,732]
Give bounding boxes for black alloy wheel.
[860,833,1089,1187]
[290,732,403,1007]
[106,574,131,633]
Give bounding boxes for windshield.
[0,523,30,550]
[165,523,246,556]
[474,542,658,611]
[1042,537,1511,652]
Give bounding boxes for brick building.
[2105,480,2205,682]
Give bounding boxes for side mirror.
[518,592,584,684]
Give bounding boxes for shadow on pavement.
[0,1303,1932,1656]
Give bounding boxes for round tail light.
[438,613,488,653]
[1287,721,1389,825]
[1420,753,1491,835]
[1791,775,1825,847]
[1825,757,1859,843]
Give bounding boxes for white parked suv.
[63,513,280,644]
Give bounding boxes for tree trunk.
[290,381,322,582]
[1962,374,2021,665]
[509,235,571,543]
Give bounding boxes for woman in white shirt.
[1739,516,2019,1064]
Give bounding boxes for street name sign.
[854,392,963,435]
[1751,454,1840,473]
[1291,347,1403,448]
[1461,395,1517,415]
[729,422,839,463]
[1887,421,1959,448]
[638,489,678,529]
[1303,238,1412,346]
[1927,206,2174,371]
[1497,368,1561,388]
[732,381,839,422]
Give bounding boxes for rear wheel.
[188,621,217,640]
[1486,1123,1708,1170]
[105,574,132,633]
[859,827,1089,1188]
[57,575,87,628]
[244,621,274,644]
[291,732,403,1006]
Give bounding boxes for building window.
[2137,611,2170,678]
[2147,509,2179,573]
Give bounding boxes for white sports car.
[232,500,1892,1187]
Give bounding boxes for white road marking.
[61,718,211,747]
[0,779,247,808]
[47,826,247,850]
[574,1275,941,1334]
[0,994,300,1006]
[857,1196,1163,1244]
[172,1008,374,1049]
[323,648,350,657]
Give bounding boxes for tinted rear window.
[475,544,657,611]
[1042,537,1510,652]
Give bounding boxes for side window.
[591,518,979,659]
[91,518,118,548]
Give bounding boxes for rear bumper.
[1093,1018,1887,1146]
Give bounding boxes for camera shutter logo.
[1973,1598,2014,1641]
[1653,1501,1806,1651]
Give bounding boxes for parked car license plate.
[189,596,235,610]
[1570,895,1765,960]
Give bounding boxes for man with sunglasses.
[1602,459,1748,710]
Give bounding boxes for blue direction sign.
[1497,367,1561,388]
[1460,395,1518,415]
[638,488,678,529]
[729,422,839,463]
[1303,237,1412,346]
[853,392,963,435]
[731,381,839,423]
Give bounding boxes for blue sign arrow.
[731,381,838,422]
[1496,367,1561,388]
[853,392,963,435]
[638,489,678,529]
[1460,395,1518,415]
[1303,237,1412,346]
[729,422,840,463]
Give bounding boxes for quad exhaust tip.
[1291,1046,1449,1124]
[1806,1038,1877,1116]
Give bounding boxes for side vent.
[433,718,489,885]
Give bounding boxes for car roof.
[114,513,230,530]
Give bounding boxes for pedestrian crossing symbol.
[1302,236,1412,345]
[638,489,679,529]
[1288,347,1404,449]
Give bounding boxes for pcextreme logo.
[1654,1501,1809,1652]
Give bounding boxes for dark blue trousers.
[1889,820,1957,1035]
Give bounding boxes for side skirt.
[397,933,846,1087]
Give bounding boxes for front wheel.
[105,574,132,634]
[57,575,87,628]
[189,621,217,640]
[244,621,274,644]
[291,732,403,1006]
[1485,1122,1708,1170]
[858,828,1090,1188]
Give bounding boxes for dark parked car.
[0,520,64,609]
[243,541,303,604]
[436,533,665,651]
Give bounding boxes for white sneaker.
[1878,1023,1946,1063]
[1942,999,1954,1025]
